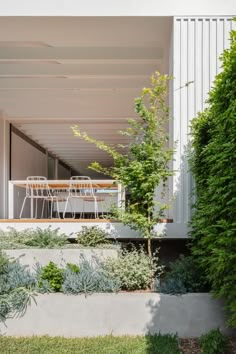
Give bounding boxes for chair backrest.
[69,176,95,197]
[25,176,51,198]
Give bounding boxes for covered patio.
[1,15,229,237]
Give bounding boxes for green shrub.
[77,226,112,247]
[189,29,236,326]
[62,257,120,294]
[158,255,209,294]
[0,226,69,249]
[38,262,64,292]
[105,248,161,291]
[200,329,228,354]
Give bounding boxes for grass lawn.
[0,335,180,354]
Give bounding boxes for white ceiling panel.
[0,16,172,175]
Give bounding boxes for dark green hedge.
[189,29,236,327]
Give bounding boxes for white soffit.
[0,0,235,16]
[0,17,172,174]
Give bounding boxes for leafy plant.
[200,329,228,354]
[38,262,64,292]
[77,226,111,247]
[189,28,236,326]
[62,257,120,294]
[72,72,174,257]
[105,248,161,291]
[158,255,209,294]
[66,263,80,274]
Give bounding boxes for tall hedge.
[190,29,236,326]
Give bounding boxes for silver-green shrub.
[62,257,121,294]
[0,252,36,324]
[0,226,69,249]
[104,248,161,291]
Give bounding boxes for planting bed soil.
[179,337,236,354]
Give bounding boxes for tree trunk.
[147,238,152,258]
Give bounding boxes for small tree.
[72,72,174,257]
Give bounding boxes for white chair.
[19,176,64,219]
[63,176,99,219]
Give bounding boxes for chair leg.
[19,196,27,219]
[50,199,53,219]
[56,199,60,218]
[63,197,70,219]
[41,199,45,219]
[35,199,38,219]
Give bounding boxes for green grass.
[0,334,180,354]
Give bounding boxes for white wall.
[11,132,47,218]
[0,0,235,16]
[11,132,46,179]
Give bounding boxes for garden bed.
[1,293,234,338]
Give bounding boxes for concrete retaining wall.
[1,293,234,338]
[4,248,118,269]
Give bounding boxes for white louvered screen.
[171,17,233,228]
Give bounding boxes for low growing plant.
[77,226,112,247]
[62,257,120,294]
[0,226,69,249]
[200,328,228,354]
[105,248,161,291]
[158,255,209,294]
[0,251,36,324]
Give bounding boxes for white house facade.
[0,1,235,238]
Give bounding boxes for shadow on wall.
[144,293,235,351]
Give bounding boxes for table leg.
[30,198,34,218]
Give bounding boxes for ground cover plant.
[72,72,174,257]
[1,334,235,354]
[0,334,181,354]
[189,28,236,326]
[200,328,229,354]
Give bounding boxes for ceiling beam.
[0,47,163,60]
[0,63,160,76]
[0,77,150,89]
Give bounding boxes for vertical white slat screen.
[172,17,233,228]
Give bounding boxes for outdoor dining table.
[8,179,125,219]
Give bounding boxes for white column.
[0,111,10,218]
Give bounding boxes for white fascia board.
[0,0,235,16]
